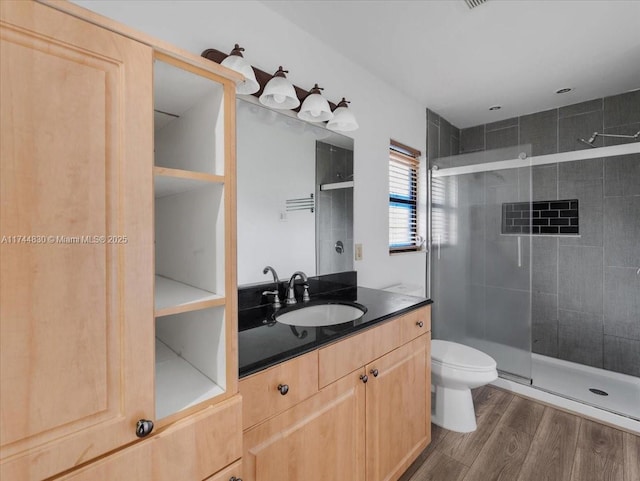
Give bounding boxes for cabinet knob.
[277,383,289,395]
[229,477,243,481]
[416,321,424,328]
[370,368,379,377]
[135,419,154,438]
[360,374,368,384]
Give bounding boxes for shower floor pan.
[531,353,640,421]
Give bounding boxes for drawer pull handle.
[135,419,154,438]
[360,374,369,384]
[229,477,243,481]
[277,384,289,395]
[370,368,379,377]
[416,321,424,328]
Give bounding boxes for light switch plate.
[355,243,363,261]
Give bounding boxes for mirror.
[237,98,354,285]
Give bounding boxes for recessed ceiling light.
[489,105,501,111]
[555,87,573,94]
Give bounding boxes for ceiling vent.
[464,0,488,9]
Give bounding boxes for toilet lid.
[431,340,497,372]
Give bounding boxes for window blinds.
[389,145,420,252]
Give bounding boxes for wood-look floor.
[399,386,640,481]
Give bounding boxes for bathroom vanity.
[238,282,432,481]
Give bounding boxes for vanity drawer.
[318,306,430,388]
[204,460,242,481]
[240,350,319,429]
[56,395,242,481]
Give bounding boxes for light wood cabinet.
[241,306,431,481]
[0,1,242,480]
[240,350,319,429]
[54,396,242,481]
[365,335,430,481]
[243,372,366,481]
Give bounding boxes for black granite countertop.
[238,285,432,377]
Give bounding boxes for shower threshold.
[494,353,640,434]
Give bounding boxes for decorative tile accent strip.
[502,199,579,235]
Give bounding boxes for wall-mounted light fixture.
[220,44,259,95]
[259,67,300,109]
[298,84,333,123]
[327,98,359,132]
[201,46,358,132]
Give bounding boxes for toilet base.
[431,385,478,433]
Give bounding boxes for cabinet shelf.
[154,166,224,198]
[155,339,224,420]
[155,275,224,317]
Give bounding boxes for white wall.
[73,0,427,293]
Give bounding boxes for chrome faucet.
[286,271,310,305]
[262,265,281,308]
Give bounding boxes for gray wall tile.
[486,117,518,131]
[531,164,558,201]
[427,121,441,167]
[450,136,460,157]
[485,286,531,351]
[604,266,640,341]
[485,237,531,291]
[558,179,603,247]
[603,335,640,377]
[603,90,640,128]
[533,321,558,357]
[533,291,558,323]
[559,110,604,152]
[439,117,454,158]
[486,126,519,150]
[460,125,485,153]
[558,310,604,368]
[558,158,603,182]
[604,153,640,196]
[558,324,603,368]
[603,122,640,146]
[532,236,558,293]
[427,108,440,127]
[519,109,558,156]
[558,246,603,314]
[604,196,640,267]
[559,98,602,119]
[559,308,603,331]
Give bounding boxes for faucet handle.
[302,283,310,302]
[262,290,282,309]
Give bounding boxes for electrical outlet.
[355,243,363,261]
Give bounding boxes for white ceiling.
[262,0,640,128]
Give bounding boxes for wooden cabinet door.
[243,371,366,481]
[365,335,430,481]
[0,2,154,479]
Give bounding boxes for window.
[389,140,422,253]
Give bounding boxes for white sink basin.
[275,303,366,327]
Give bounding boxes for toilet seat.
[431,340,496,372]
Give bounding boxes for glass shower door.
[430,152,532,382]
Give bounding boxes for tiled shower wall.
[316,141,354,275]
[428,89,640,377]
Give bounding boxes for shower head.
[577,137,597,148]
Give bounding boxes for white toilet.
[431,340,498,433]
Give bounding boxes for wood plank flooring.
[399,386,640,481]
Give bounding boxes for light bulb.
[274,94,286,104]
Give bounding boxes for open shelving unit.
[153,54,232,420]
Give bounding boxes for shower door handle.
[517,236,522,268]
